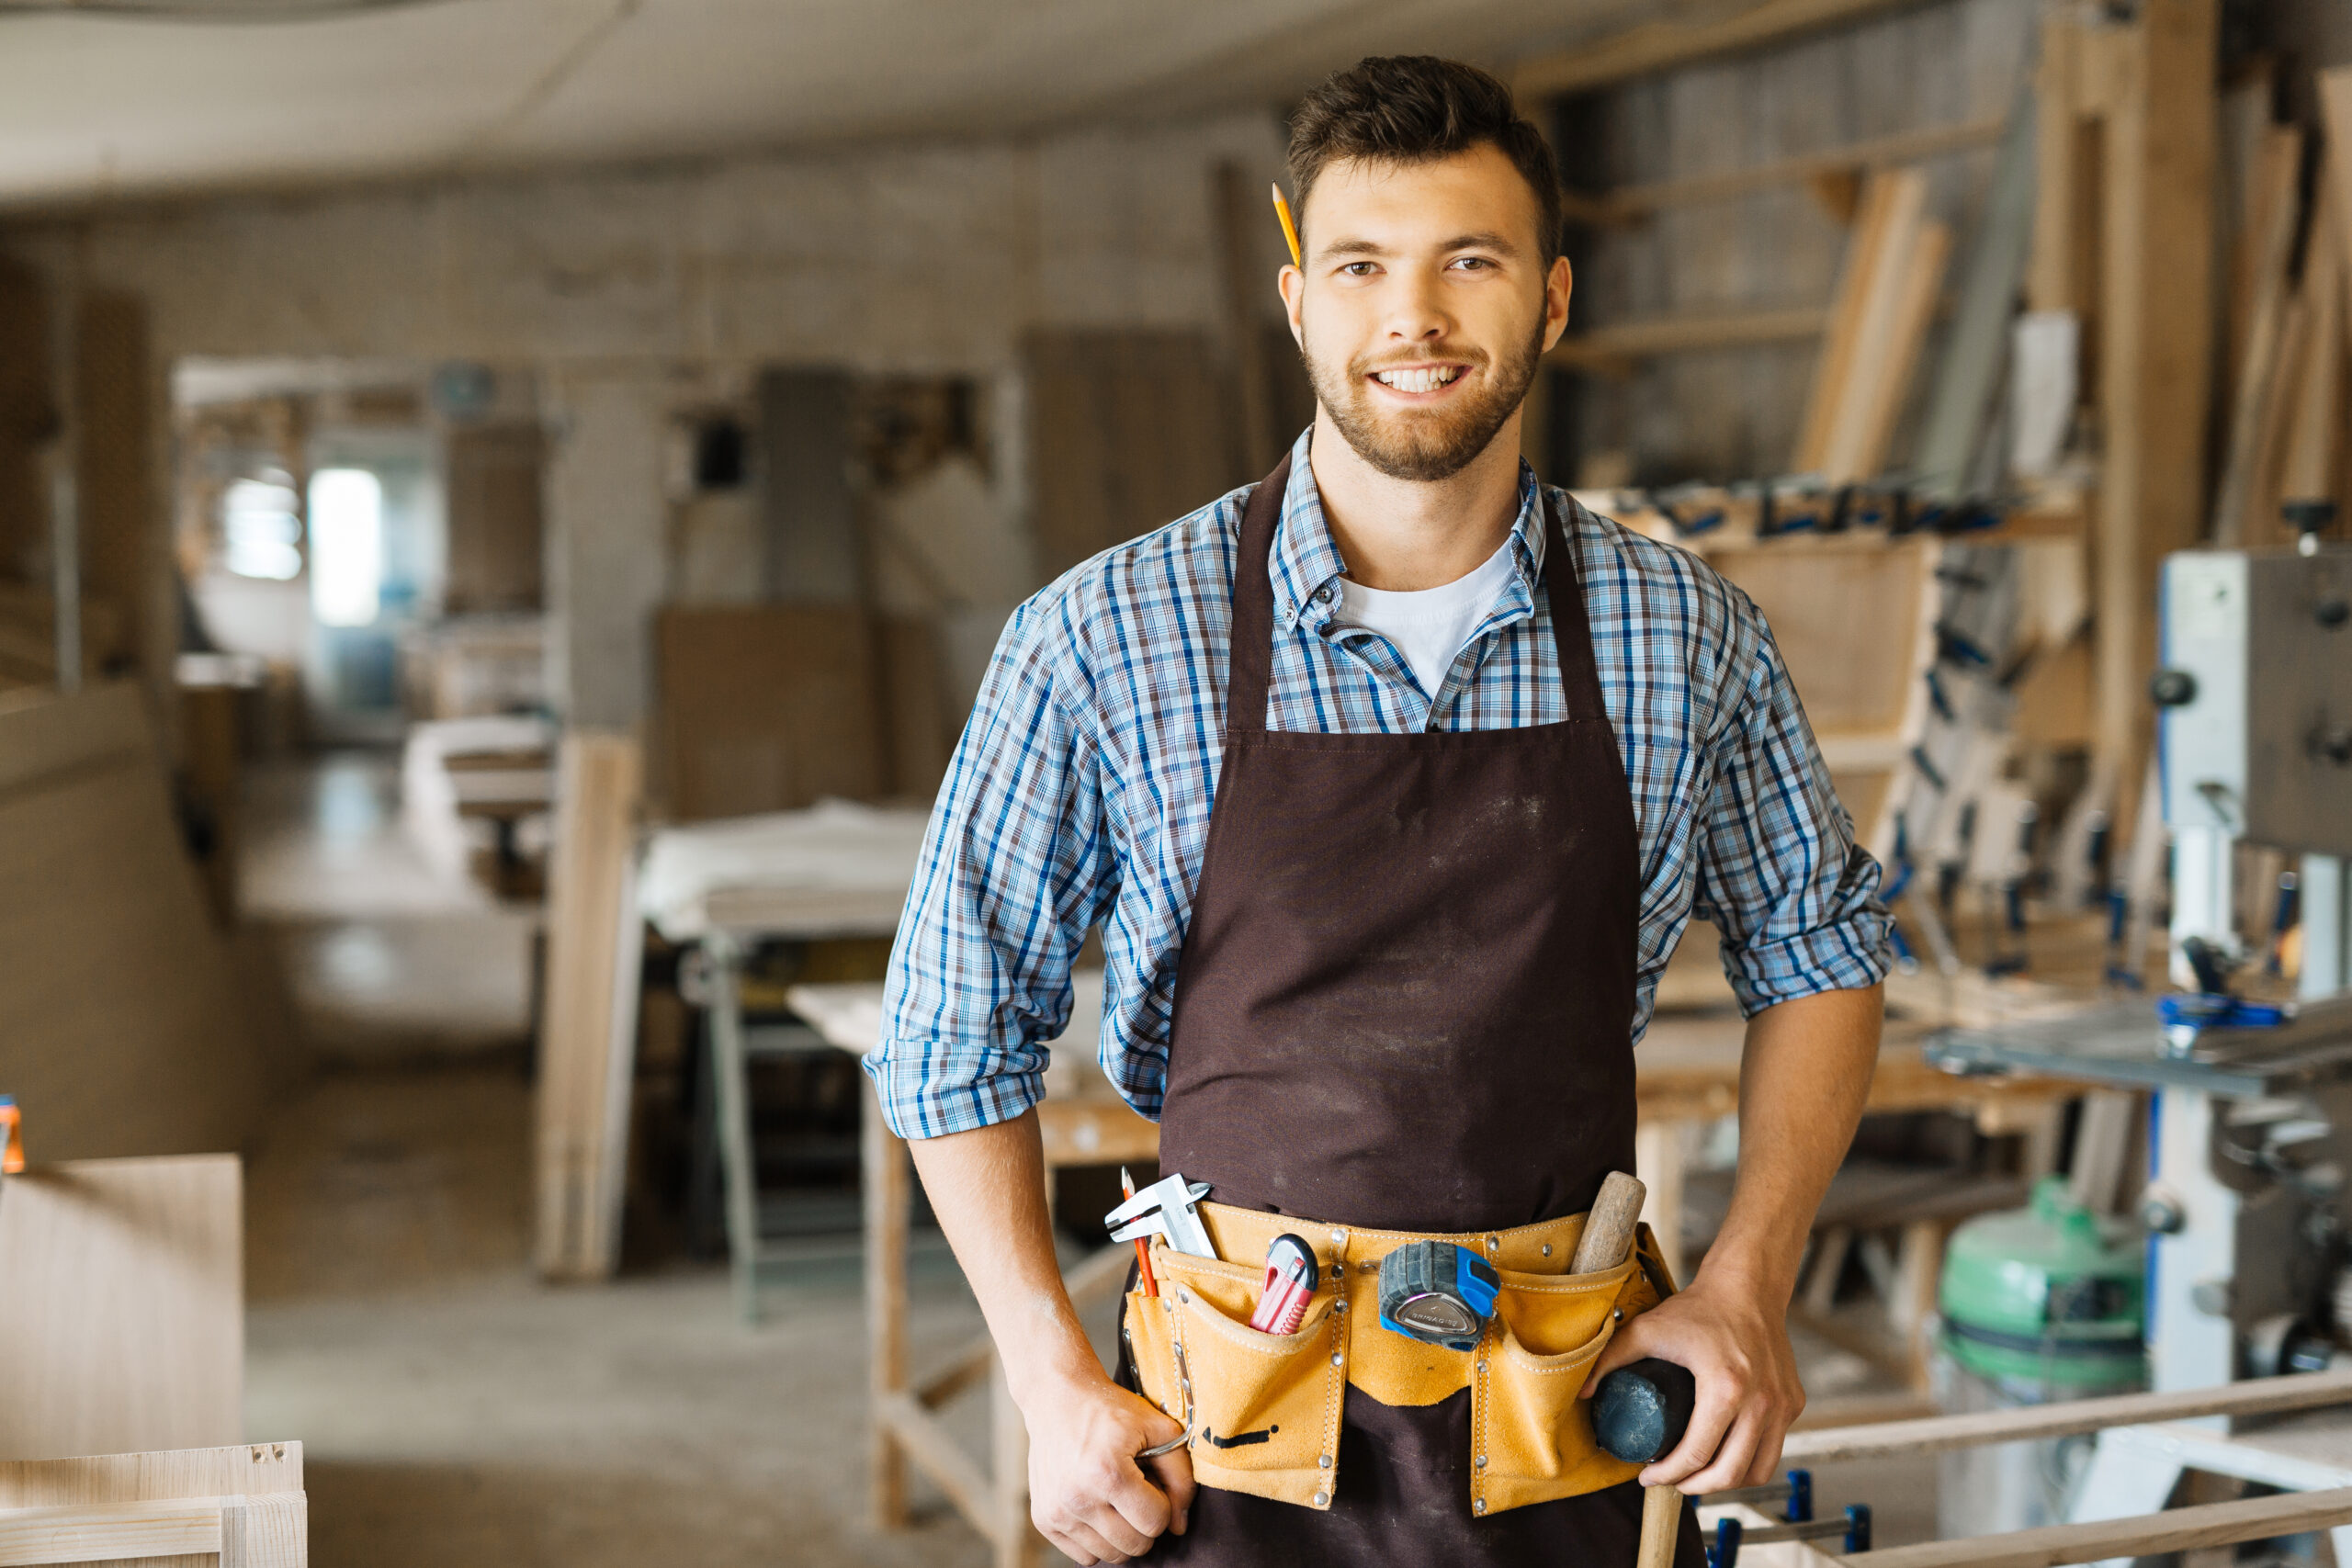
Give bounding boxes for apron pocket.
[1473,1254,1659,1515]
[1153,1248,1345,1505]
[1123,1291,1183,1428]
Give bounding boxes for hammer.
[1573,1172,1696,1568]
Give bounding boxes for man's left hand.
[1581,1272,1804,1494]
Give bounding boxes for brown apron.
[1126,454,1701,1566]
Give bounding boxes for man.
[867,55,1888,1567]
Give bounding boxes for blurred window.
[309,468,383,627]
[220,472,302,580]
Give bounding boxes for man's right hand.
[1022,1368,1195,1565]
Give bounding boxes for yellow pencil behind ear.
[1271,183,1302,267]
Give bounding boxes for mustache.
[1351,349,1488,377]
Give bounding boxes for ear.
[1279,265,1306,349]
[1542,255,1573,354]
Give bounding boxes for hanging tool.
[1120,1168,1159,1297]
[1105,1173,1217,1258]
[1248,1233,1318,1335]
[1702,1504,1871,1568]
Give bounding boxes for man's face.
[1283,143,1572,483]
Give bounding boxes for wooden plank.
[876,1393,1001,1546]
[1915,94,2039,494]
[533,732,643,1280]
[1830,218,1951,481]
[1795,169,1926,477]
[1844,1484,2352,1568]
[0,1156,242,1460]
[2027,14,2085,313]
[443,422,545,614]
[221,1489,305,1568]
[653,604,887,821]
[0,684,267,1162]
[1023,328,1237,579]
[1571,118,2007,226]
[2278,175,2344,518]
[1511,0,1928,99]
[865,1084,911,1529]
[0,1496,220,1565]
[2325,73,2352,352]
[1548,307,1829,367]
[1704,538,1934,735]
[2093,0,2217,852]
[73,291,153,687]
[0,1442,300,1506]
[1215,161,1281,479]
[1784,1366,2352,1463]
[2211,126,2305,546]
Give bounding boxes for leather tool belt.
[1124,1199,1678,1517]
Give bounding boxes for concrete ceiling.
[0,0,1645,212]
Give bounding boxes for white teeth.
[1375,366,1459,393]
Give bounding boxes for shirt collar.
[1269,426,1551,632]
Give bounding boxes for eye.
[1450,256,1496,272]
[1340,261,1377,277]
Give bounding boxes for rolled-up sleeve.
[865,597,1117,1139]
[1692,604,1894,1014]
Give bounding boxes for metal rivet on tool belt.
[1313,1493,1329,1508]
[1334,1299,1348,1313]
[1476,1455,1487,1470]
[1541,1244,1553,1258]
[1319,1454,1332,1469]
[1612,1308,1623,1321]
[1486,1236,1499,1253]
[1330,1352,1344,1366]
[1476,1360,1488,1373]
[1476,1498,1488,1514]
[1330,1229,1347,1245]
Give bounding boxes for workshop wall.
[0,107,1291,728]
[1566,0,2038,483]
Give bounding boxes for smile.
[1371,365,1464,394]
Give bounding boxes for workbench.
[788,982,2086,1568]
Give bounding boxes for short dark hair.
[1285,56,1562,268]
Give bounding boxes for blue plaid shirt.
[868,430,1891,1140]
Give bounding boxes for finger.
[1051,1517,1124,1565]
[1143,1447,1195,1534]
[1102,1461,1176,1549]
[1641,1379,1739,1488]
[1680,1408,1766,1496]
[1082,1496,1158,1560]
[1742,1391,1799,1485]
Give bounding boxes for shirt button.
[1313,586,1334,606]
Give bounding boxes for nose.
[1383,266,1453,344]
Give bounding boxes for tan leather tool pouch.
[1125,1247,1346,1509]
[1121,1204,1678,1518]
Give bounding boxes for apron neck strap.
[1225,453,1607,731]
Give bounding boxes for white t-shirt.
[1334,533,1522,699]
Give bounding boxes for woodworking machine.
[1930,543,2352,1396]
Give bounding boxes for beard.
[1300,305,1547,482]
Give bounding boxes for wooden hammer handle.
[1577,1170,1678,1568]
[1568,1170,1647,1274]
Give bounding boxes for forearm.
[906,1111,1103,1402]
[1697,982,1883,1307]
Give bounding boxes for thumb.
[1582,1313,1655,1399]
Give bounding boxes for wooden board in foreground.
[534,732,644,1281]
[0,684,268,1162]
[0,1156,243,1461]
[0,1441,304,1568]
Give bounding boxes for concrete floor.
[239,749,1937,1565]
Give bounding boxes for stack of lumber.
[1794,168,1954,485]
[0,683,267,1162]
[533,731,644,1280]
[0,1155,242,1460]
[2209,72,2352,552]
[0,1442,305,1568]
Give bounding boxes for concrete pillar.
[543,370,669,729]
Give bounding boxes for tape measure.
[1376,1239,1500,1352]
